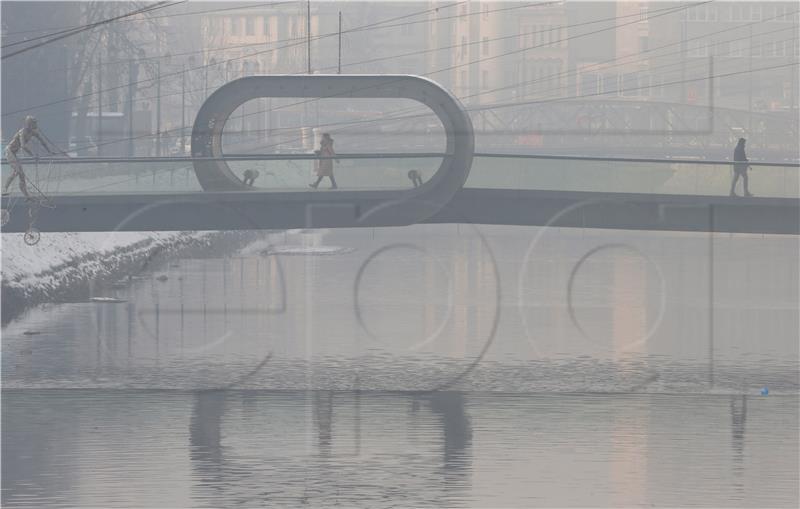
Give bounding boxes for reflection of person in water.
[730,395,747,459]
[313,391,334,456]
[427,392,472,488]
[190,392,227,495]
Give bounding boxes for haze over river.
[3,225,798,507]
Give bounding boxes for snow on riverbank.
[1,231,238,323]
[2,231,208,291]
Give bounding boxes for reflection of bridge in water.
[1,152,798,235]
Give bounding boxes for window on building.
[460,70,467,88]
[263,17,271,37]
[749,4,762,21]
[230,16,239,36]
[602,73,618,96]
[622,72,638,96]
[639,5,648,22]
[553,64,562,89]
[775,4,794,22]
[639,75,651,97]
[687,6,706,21]
[728,39,747,57]
[245,17,255,36]
[580,72,598,95]
[482,37,489,56]
[730,4,745,22]
[461,36,467,58]
[775,40,787,57]
[482,70,489,90]
[688,40,708,57]
[651,75,665,97]
[639,36,648,53]
[482,4,489,20]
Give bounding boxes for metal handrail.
[473,153,800,167]
[0,152,449,165]
[1,152,798,167]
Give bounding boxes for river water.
[2,225,798,507]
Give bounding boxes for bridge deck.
[2,154,797,234]
[1,188,797,235]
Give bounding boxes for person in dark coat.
[242,169,259,186]
[729,138,752,197]
[408,170,423,188]
[309,133,338,189]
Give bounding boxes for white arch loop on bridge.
[191,74,474,228]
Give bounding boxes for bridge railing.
[1,153,798,198]
[0,153,445,195]
[468,154,800,198]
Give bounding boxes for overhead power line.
[59,1,718,152]
[1,0,466,117]
[1,0,688,119]
[1,1,186,59]
[69,3,787,155]
[0,1,296,40]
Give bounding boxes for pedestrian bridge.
[1,152,798,235]
[2,75,798,237]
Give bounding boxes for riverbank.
[1,230,260,324]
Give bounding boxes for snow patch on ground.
[1,231,212,295]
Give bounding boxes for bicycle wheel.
[24,228,41,246]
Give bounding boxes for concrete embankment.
[1,230,261,324]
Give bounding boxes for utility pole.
[680,13,687,105]
[181,64,186,155]
[793,16,799,146]
[307,0,311,73]
[156,60,161,157]
[748,25,753,136]
[128,60,137,157]
[204,62,209,99]
[708,55,714,133]
[97,53,102,157]
[338,11,342,74]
